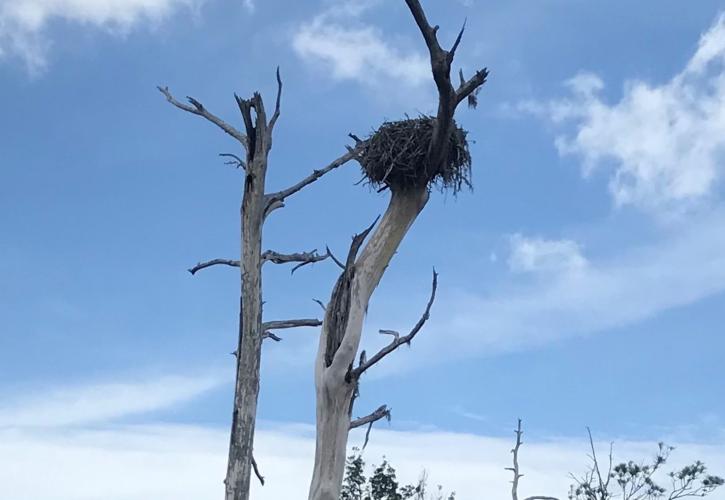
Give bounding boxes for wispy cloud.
[452,405,488,422]
[291,1,429,89]
[0,373,224,428]
[366,207,725,375]
[0,0,200,73]
[507,233,588,273]
[516,13,725,215]
[1,417,723,499]
[0,376,722,499]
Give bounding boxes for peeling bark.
[308,188,429,500]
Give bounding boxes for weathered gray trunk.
[160,73,374,500]
[308,187,429,500]
[225,97,270,500]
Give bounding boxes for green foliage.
[343,438,720,500]
[369,459,403,500]
[341,449,367,500]
[340,450,454,500]
[569,442,724,500]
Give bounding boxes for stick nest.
[358,116,472,193]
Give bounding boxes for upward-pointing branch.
[267,67,283,135]
[264,143,365,214]
[350,270,437,379]
[403,0,488,171]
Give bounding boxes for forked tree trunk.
[307,1,488,497]
[308,187,429,500]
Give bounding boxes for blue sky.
[2,0,725,498]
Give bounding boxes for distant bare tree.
[569,430,723,500]
[507,419,562,500]
[506,420,723,500]
[158,73,365,500]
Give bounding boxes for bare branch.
[268,66,283,133]
[456,68,489,107]
[261,249,329,274]
[263,319,322,330]
[350,404,391,450]
[262,319,322,342]
[325,245,346,270]
[264,145,365,211]
[351,269,437,378]
[588,427,609,495]
[251,455,264,486]
[378,329,400,341]
[403,0,488,172]
[449,18,467,62]
[219,152,245,170]
[350,404,390,430]
[510,418,524,500]
[157,86,247,147]
[188,258,240,275]
[313,299,327,312]
[324,217,380,368]
[404,0,441,51]
[262,331,282,342]
[263,199,285,220]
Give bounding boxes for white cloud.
[364,207,725,375]
[0,0,199,73]
[0,373,224,427]
[507,233,588,273]
[452,405,488,422]
[0,375,722,499]
[1,420,724,499]
[291,1,429,88]
[519,13,725,214]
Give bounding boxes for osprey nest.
[358,116,472,193]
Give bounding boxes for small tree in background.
[341,450,367,500]
[568,435,724,500]
[340,421,722,500]
[340,450,455,500]
[508,420,723,500]
[369,459,404,500]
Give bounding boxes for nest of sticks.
[357,116,472,193]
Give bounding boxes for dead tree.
[307,1,488,498]
[507,420,723,500]
[569,429,724,500]
[158,72,364,500]
[507,419,560,500]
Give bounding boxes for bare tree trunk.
[160,77,364,500]
[224,93,270,500]
[307,1,488,498]
[308,188,429,500]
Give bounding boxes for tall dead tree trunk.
[159,71,364,500]
[307,1,488,499]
